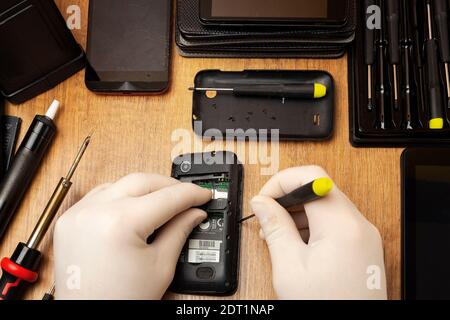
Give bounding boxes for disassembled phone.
[85,0,171,94]
[199,0,349,27]
[170,152,243,295]
[402,148,450,300]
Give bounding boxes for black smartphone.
[199,0,349,27]
[85,0,171,94]
[170,152,243,295]
[402,148,450,300]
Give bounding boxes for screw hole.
[313,114,321,126]
[205,91,217,99]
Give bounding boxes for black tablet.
[402,148,450,300]
[199,0,349,26]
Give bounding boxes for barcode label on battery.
[188,250,220,263]
[189,239,222,250]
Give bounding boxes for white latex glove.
[251,166,387,300]
[53,173,212,300]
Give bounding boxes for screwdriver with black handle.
[386,0,401,111]
[364,0,376,111]
[0,135,91,300]
[411,0,427,127]
[189,83,328,100]
[425,0,445,129]
[376,0,388,129]
[432,0,450,109]
[401,0,414,129]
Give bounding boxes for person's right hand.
[250,166,387,300]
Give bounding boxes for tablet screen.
[403,149,450,300]
[200,0,347,23]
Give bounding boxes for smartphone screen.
[402,149,450,300]
[85,0,171,93]
[200,0,348,24]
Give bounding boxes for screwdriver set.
[349,0,450,146]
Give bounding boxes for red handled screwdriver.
[0,135,91,300]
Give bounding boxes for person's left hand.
[53,173,212,300]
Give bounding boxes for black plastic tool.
[425,0,445,129]
[0,101,60,241]
[364,0,376,111]
[432,0,450,109]
[386,0,401,110]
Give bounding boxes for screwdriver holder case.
[192,70,335,141]
[349,0,450,147]
[0,0,85,104]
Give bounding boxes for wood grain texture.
[0,0,402,300]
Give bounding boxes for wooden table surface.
[0,0,403,300]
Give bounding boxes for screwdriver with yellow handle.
[190,83,328,100]
[239,178,333,223]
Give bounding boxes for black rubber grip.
[364,0,376,65]
[276,181,318,208]
[387,0,401,64]
[433,0,450,62]
[425,40,444,119]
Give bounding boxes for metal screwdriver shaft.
[27,135,91,249]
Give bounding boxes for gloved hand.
[251,166,387,300]
[53,173,212,300]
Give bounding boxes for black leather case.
[176,0,356,58]
[192,70,334,141]
[0,0,85,104]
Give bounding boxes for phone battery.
[178,177,229,265]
